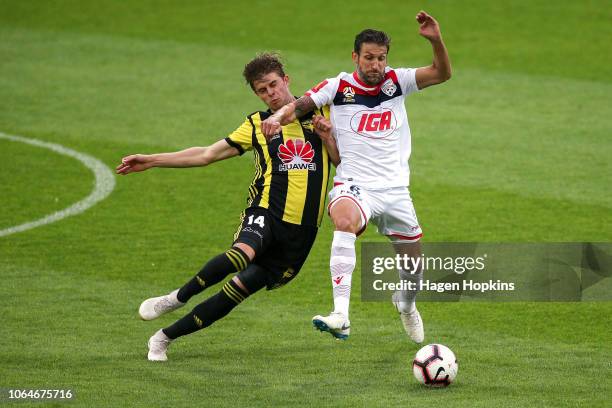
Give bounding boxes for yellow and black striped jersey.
[225,106,331,227]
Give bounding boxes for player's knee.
[330,199,362,233]
[332,215,361,234]
[232,275,251,296]
[235,265,268,294]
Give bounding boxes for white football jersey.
[306,67,419,189]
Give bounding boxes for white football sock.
[330,231,357,318]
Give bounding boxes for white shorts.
[327,181,423,242]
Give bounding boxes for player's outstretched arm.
[313,115,340,166]
[261,96,317,139]
[116,139,239,175]
[414,10,452,90]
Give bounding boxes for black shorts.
[233,207,318,290]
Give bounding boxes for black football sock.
[163,279,251,339]
[176,247,250,303]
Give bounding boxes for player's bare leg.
[313,199,362,339]
[391,240,424,343]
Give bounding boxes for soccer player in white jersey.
[261,11,451,342]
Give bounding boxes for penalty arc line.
[0,132,116,238]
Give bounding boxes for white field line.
[0,132,115,237]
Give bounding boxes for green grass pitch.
[1,1,611,406]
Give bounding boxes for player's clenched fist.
[313,115,333,142]
[261,117,282,139]
[116,154,154,175]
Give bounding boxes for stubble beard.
[357,67,384,86]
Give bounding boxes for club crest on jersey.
[350,108,397,139]
[300,119,314,132]
[342,86,356,103]
[381,79,397,97]
[277,139,316,171]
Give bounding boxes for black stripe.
[224,137,244,155]
[248,113,266,208]
[301,109,325,226]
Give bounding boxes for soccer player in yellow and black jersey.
[116,53,339,361]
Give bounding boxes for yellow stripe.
[225,252,242,271]
[226,249,242,269]
[321,105,330,118]
[223,286,242,304]
[233,211,246,242]
[259,143,272,209]
[223,283,244,303]
[232,249,247,270]
[227,249,246,270]
[251,148,261,201]
[281,122,309,224]
[225,283,245,302]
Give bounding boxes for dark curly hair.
[243,52,286,90]
[354,29,391,54]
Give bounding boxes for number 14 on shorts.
[247,215,265,228]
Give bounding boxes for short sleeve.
[394,68,419,96]
[225,118,253,155]
[304,77,340,108]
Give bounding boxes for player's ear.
[283,75,290,86]
[352,51,359,65]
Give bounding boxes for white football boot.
[312,312,350,340]
[138,289,185,321]
[393,296,425,343]
[147,329,173,361]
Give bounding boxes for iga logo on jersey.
[277,139,316,171]
[350,109,397,139]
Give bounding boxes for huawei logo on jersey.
[350,109,397,139]
[277,139,317,171]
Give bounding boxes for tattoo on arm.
[294,96,316,118]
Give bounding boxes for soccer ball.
[412,344,458,387]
